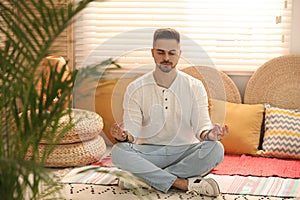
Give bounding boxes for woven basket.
[40,108,104,144]
[27,109,106,167]
[244,55,300,109]
[27,135,106,167]
[181,66,241,103]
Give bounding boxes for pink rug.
[93,154,300,178]
[212,154,300,178]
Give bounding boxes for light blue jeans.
[111,141,224,193]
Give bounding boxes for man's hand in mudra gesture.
[110,122,133,143]
[201,123,229,141]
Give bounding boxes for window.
[0,0,72,67]
[74,0,292,74]
[0,1,13,50]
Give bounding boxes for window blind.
[0,1,11,50]
[74,0,292,74]
[0,0,72,68]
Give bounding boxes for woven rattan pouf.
[32,109,106,167]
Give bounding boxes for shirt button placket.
[163,90,169,111]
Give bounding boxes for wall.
[228,74,252,101]
[291,0,300,54]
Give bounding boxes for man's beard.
[157,62,176,73]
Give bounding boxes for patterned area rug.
[58,183,297,200]
[60,154,300,198]
[61,166,300,198]
[206,174,300,197]
[61,166,119,185]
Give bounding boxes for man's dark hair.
[153,28,180,45]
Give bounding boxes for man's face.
[151,39,181,73]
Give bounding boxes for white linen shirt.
[123,70,212,146]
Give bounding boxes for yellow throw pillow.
[209,99,264,155]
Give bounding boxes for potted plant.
[0,0,104,199]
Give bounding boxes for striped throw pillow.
[262,104,300,159]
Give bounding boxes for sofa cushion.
[209,99,264,155]
[262,104,300,159]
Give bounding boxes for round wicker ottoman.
[29,109,106,167]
